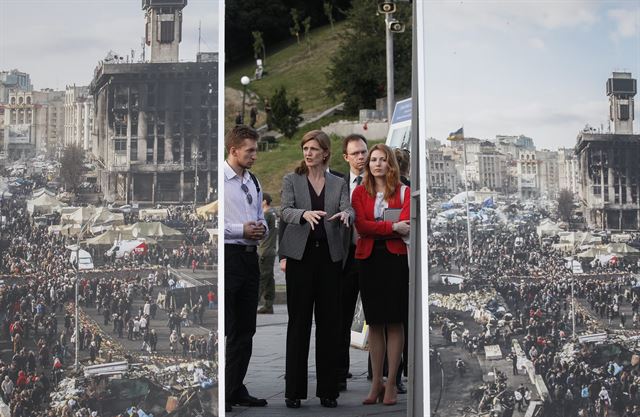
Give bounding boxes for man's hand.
[392,220,410,236]
[302,210,326,230]
[243,221,266,240]
[328,211,350,227]
[279,259,286,272]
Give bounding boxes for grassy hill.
[225,21,346,124]
[250,115,382,206]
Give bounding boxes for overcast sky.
[424,1,640,150]
[0,0,220,90]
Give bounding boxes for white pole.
[385,12,394,124]
[462,139,472,258]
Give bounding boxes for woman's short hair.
[295,130,332,175]
[363,144,400,200]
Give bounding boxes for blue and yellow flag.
[447,127,464,141]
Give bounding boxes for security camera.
[378,2,396,14]
[388,19,405,33]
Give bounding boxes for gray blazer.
[279,171,354,262]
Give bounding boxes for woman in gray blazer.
[279,130,353,409]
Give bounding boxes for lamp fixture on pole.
[240,76,251,124]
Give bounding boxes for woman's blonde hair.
[363,144,400,200]
[294,130,331,175]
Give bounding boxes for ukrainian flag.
[447,127,464,141]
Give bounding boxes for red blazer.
[353,184,410,259]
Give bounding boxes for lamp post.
[193,148,199,207]
[73,222,90,371]
[240,76,251,124]
[462,139,472,258]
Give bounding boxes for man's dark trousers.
[225,246,260,401]
[338,244,359,385]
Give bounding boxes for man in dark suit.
[337,134,368,391]
[223,125,268,412]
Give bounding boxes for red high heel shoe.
[363,386,385,405]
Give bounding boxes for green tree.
[252,31,266,63]
[324,1,334,30]
[290,9,301,44]
[60,144,84,191]
[326,0,412,114]
[303,16,312,54]
[270,86,303,138]
[557,189,575,225]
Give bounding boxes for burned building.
[89,0,218,204]
[576,72,639,230]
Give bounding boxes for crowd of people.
[430,201,640,416]
[0,190,215,416]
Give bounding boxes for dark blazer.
[352,184,410,259]
[279,171,354,262]
[278,169,345,261]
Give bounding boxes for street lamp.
[193,148,199,207]
[72,222,90,372]
[240,76,250,124]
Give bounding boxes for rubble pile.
[130,360,217,390]
[49,377,85,409]
[429,289,499,324]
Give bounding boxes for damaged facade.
[577,72,639,230]
[89,0,218,204]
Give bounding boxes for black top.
[307,179,327,241]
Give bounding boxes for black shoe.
[396,382,407,394]
[347,372,353,379]
[233,395,268,407]
[257,306,274,314]
[225,403,232,412]
[320,398,338,408]
[338,381,347,392]
[285,398,301,408]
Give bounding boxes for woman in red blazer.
[352,144,410,406]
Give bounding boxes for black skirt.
[358,242,408,325]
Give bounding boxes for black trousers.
[285,240,342,400]
[338,245,359,383]
[225,246,260,401]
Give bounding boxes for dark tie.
[356,176,362,185]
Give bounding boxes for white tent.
[536,219,562,239]
[126,222,183,239]
[60,206,96,225]
[87,207,125,233]
[27,194,67,215]
[32,188,56,198]
[449,191,475,205]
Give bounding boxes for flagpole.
[462,135,472,259]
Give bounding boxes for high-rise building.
[0,70,32,104]
[537,149,560,199]
[64,86,93,151]
[427,148,457,195]
[90,0,217,204]
[576,72,639,230]
[517,150,539,200]
[557,148,578,195]
[3,89,65,159]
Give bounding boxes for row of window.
[9,96,32,105]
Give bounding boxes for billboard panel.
[386,98,412,150]
[521,173,536,188]
[8,124,31,144]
